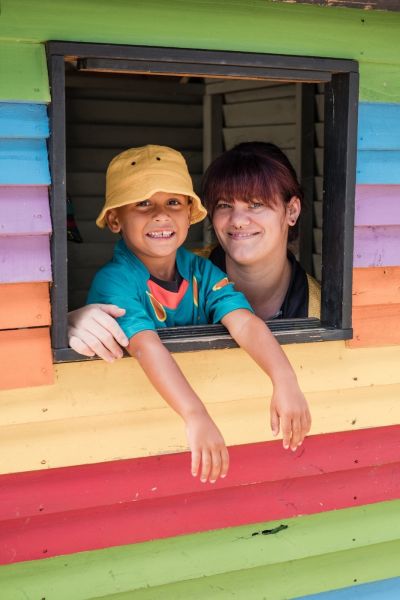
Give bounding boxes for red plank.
[0,426,399,564]
[0,282,50,329]
[0,186,51,235]
[0,328,53,390]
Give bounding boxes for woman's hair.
[202,142,304,241]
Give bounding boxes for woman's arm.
[222,309,311,451]
[68,304,129,361]
[128,330,229,483]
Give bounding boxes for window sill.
[53,319,353,362]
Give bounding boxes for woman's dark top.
[208,244,309,319]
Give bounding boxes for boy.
[87,145,311,483]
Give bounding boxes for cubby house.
[0,1,399,598]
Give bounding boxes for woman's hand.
[270,382,311,451]
[185,412,229,483]
[68,304,129,362]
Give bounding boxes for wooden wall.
[0,2,399,599]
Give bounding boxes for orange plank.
[353,267,400,307]
[0,328,53,390]
[347,304,400,348]
[0,282,50,329]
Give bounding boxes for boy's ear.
[105,209,122,233]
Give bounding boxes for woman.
[68,142,320,362]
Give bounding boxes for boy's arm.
[221,309,311,451]
[128,330,229,483]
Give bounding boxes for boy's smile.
[106,191,191,280]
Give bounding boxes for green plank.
[0,0,399,65]
[95,540,400,600]
[0,500,399,600]
[0,42,49,103]
[360,62,400,103]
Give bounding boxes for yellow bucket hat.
[96,145,207,228]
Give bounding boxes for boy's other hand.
[270,382,311,452]
[185,413,229,483]
[68,304,129,362]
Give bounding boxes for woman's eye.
[249,202,264,209]
[215,202,231,210]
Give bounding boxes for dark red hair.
[202,142,304,240]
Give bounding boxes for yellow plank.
[0,382,399,474]
[1,341,400,427]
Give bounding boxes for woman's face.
[212,197,300,267]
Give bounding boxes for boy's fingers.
[191,449,201,478]
[88,320,125,359]
[220,447,230,479]
[209,450,222,483]
[290,417,302,450]
[200,449,212,483]
[73,329,116,362]
[270,407,280,437]
[281,416,292,450]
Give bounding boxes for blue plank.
[356,150,400,184]
[358,103,400,151]
[0,103,49,139]
[0,139,50,184]
[295,577,400,599]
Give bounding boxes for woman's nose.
[230,206,250,228]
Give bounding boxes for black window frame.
[46,41,358,362]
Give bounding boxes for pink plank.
[0,236,52,283]
[354,226,400,267]
[355,185,400,226]
[0,186,51,235]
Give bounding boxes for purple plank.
[355,185,400,226]
[354,226,400,268]
[0,186,51,235]
[0,235,52,283]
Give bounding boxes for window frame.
[46,41,358,363]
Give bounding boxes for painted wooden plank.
[223,124,295,151]
[0,282,50,329]
[67,124,202,150]
[356,151,400,184]
[0,500,399,600]
[358,103,400,150]
[347,304,400,348]
[354,226,400,267]
[295,577,400,599]
[0,140,50,185]
[0,103,49,139]
[224,83,295,104]
[0,426,398,564]
[0,43,49,103]
[355,185,400,226]
[0,235,51,283]
[0,328,53,390]
[0,186,51,235]
[353,267,400,306]
[223,97,296,127]
[2,2,400,68]
[1,380,400,475]
[359,62,400,104]
[66,98,202,126]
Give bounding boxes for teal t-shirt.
[87,239,253,340]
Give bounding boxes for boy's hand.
[185,413,229,483]
[270,382,311,451]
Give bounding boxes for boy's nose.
[153,207,171,221]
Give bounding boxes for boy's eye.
[135,200,151,208]
[167,198,183,206]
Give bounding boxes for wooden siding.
[0,426,398,564]
[296,578,400,600]
[0,283,50,329]
[0,328,53,389]
[0,499,399,599]
[1,341,400,473]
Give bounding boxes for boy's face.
[105,191,191,264]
